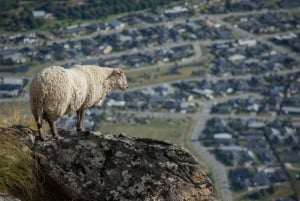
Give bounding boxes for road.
[189,93,261,201]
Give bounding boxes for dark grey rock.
[33,131,214,201]
[0,126,214,201]
[0,194,21,201]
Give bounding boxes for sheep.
[29,65,128,140]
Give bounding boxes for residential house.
[109,21,125,30]
[213,133,236,145]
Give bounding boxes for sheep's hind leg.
[76,108,84,132]
[45,116,63,140]
[34,113,45,141]
[37,120,45,141]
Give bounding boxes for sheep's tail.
[29,83,44,131]
[30,95,43,127]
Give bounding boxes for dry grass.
[0,101,40,200]
[0,130,40,201]
[0,101,35,129]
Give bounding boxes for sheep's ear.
[113,68,123,76]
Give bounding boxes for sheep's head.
[113,68,128,91]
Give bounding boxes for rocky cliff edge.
[0,125,214,201]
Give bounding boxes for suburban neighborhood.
[1,0,300,201]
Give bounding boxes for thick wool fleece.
[29,65,117,123]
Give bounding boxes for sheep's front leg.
[76,108,84,132]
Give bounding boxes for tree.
[0,56,14,65]
[224,0,231,10]
[248,192,260,200]
[267,185,275,194]
[26,15,38,29]
[0,0,19,11]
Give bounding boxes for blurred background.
[0,0,300,201]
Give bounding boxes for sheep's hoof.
[53,135,64,140]
[78,130,90,136]
[83,131,91,136]
[36,135,46,141]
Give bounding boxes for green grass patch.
[270,183,295,200]
[237,183,295,201]
[230,29,245,39]
[292,8,300,18]
[96,116,193,147]
[223,16,237,24]
[288,169,300,198]
[291,163,300,169]
[127,64,206,87]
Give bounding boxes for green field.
[95,116,194,147]
[125,45,213,88]
[288,169,300,200]
[235,183,295,201]
[127,63,206,87]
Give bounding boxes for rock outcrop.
[0,194,21,201]
[2,126,214,201]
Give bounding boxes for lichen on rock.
[33,130,214,201]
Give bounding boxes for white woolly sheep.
[29,65,128,140]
